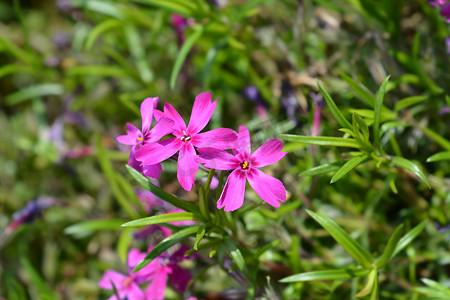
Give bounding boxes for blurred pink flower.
[198,126,287,211]
[441,2,450,22]
[117,97,174,178]
[98,249,154,300]
[144,246,194,300]
[136,92,237,191]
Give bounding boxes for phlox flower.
[198,126,287,211]
[98,249,154,300]
[136,92,238,191]
[144,245,194,300]
[441,2,450,22]
[117,97,174,178]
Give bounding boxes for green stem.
[200,168,215,220]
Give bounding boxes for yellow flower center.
[137,137,143,141]
[241,160,249,170]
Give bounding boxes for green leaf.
[330,155,369,184]
[21,257,58,300]
[394,96,427,112]
[5,84,65,105]
[64,219,124,236]
[117,229,133,262]
[391,156,430,188]
[427,151,450,162]
[374,224,404,268]
[356,269,377,298]
[133,225,199,272]
[280,135,360,148]
[225,238,246,271]
[170,25,203,89]
[373,76,390,149]
[97,136,138,218]
[353,113,370,143]
[85,19,123,51]
[129,0,197,17]
[301,162,343,176]
[421,278,450,297]
[420,126,450,151]
[393,220,427,257]
[122,212,202,227]
[340,73,376,108]
[280,267,369,283]
[306,210,374,269]
[126,164,201,214]
[67,65,131,78]
[124,24,153,83]
[317,81,353,130]
[194,226,206,250]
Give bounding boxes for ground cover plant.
[1,0,450,299]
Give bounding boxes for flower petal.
[143,163,163,179]
[148,117,175,142]
[127,248,146,269]
[136,138,181,165]
[197,147,235,170]
[141,97,158,133]
[164,103,186,135]
[233,125,251,154]
[145,267,169,300]
[247,168,286,207]
[193,128,238,150]
[217,169,246,211]
[98,270,126,289]
[250,139,287,167]
[125,283,145,300]
[117,123,141,145]
[187,92,217,134]
[154,109,165,122]
[169,264,192,292]
[441,3,450,21]
[177,143,198,191]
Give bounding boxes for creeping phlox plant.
[118,92,287,209]
[104,92,287,299]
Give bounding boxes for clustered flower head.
[118,92,287,211]
[99,247,194,300]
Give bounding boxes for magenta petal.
[135,138,181,165]
[145,267,168,300]
[127,248,146,270]
[197,147,235,170]
[251,139,287,167]
[154,109,165,121]
[141,97,157,133]
[187,92,217,134]
[148,117,175,142]
[164,103,186,134]
[233,125,251,154]
[441,3,450,21]
[177,143,198,191]
[117,123,141,145]
[98,270,126,289]
[217,169,246,211]
[143,163,163,179]
[125,283,145,300]
[193,128,238,150]
[247,168,286,207]
[169,264,192,292]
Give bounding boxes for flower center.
[137,137,143,141]
[180,130,191,142]
[122,276,133,287]
[241,160,249,170]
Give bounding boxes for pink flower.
[98,249,154,300]
[144,246,194,300]
[136,92,238,191]
[117,97,175,178]
[197,126,287,211]
[441,2,450,22]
